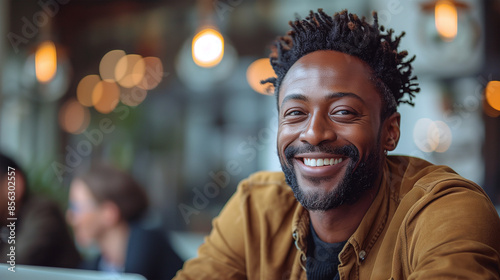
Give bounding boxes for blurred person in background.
[67,163,183,280]
[0,152,81,268]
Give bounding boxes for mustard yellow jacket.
[174,156,500,279]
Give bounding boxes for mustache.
[284,143,359,165]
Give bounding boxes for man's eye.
[287,110,304,116]
[335,110,352,115]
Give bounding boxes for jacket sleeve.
[404,181,500,279]
[173,183,248,280]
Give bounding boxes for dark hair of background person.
[262,9,421,120]
[0,152,28,200]
[0,152,82,268]
[75,164,149,223]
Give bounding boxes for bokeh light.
[414,118,438,153]
[483,95,500,118]
[59,98,90,134]
[432,121,453,153]
[246,58,276,95]
[137,56,164,90]
[435,0,458,41]
[485,80,500,112]
[192,28,224,68]
[77,75,101,107]
[120,86,147,106]
[115,54,145,88]
[92,80,120,114]
[35,40,57,83]
[100,49,126,81]
[414,118,453,153]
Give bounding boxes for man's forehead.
[281,50,373,85]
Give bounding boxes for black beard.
[280,141,381,211]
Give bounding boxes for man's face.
[66,179,105,247]
[277,50,385,211]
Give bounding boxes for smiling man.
[174,10,500,280]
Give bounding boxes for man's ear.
[382,112,401,152]
[101,201,122,226]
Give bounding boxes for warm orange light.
[137,57,164,90]
[435,0,458,41]
[115,54,145,88]
[92,81,120,114]
[192,28,224,68]
[483,96,500,118]
[77,75,101,107]
[246,58,276,95]
[35,40,57,83]
[59,98,90,134]
[485,81,500,112]
[100,49,126,82]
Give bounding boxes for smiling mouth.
[302,157,344,167]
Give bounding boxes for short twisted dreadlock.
[263,9,420,119]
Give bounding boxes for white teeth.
[303,157,343,167]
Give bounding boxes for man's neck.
[98,222,130,268]
[309,181,381,244]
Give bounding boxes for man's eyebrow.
[280,92,365,108]
[280,94,309,108]
[325,92,365,104]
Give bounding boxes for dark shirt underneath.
[306,225,347,280]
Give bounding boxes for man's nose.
[299,113,337,146]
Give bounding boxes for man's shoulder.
[238,170,288,193]
[235,170,298,210]
[387,155,484,197]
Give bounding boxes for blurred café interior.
[1,0,500,262]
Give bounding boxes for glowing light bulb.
[35,40,57,83]
[435,0,458,41]
[192,28,224,68]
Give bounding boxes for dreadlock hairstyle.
[262,9,420,120]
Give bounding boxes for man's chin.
[296,177,339,195]
[292,181,343,211]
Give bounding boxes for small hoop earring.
[384,150,388,156]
